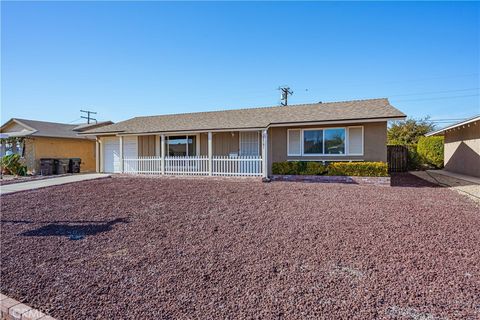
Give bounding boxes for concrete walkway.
[411,170,480,203]
[0,174,111,195]
[429,170,480,185]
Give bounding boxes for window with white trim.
[303,130,323,154]
[167,135,196,156]
[324,128,345,154]
[287,129,301,155]
[287,126,363,156]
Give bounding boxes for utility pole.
[80,110,97,124]
[278,86,293,106]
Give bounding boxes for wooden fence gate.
[387,145,408,172]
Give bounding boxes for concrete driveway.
[0,174,110,195]
[411,170,480,202]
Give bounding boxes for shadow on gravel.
[20,218,128,240]
[2,219,122,224]
[390,173,440,188]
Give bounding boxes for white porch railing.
[212,156,262,176]
[166,156,209,175]
[123,156,263,177]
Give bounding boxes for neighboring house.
[81,98,406,177]
[0,118,113,173]
[426,115,480,178]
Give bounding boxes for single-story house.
[81,98,406,177]
[0,118,112,173]
[426,115,480,178]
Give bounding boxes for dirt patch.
[1,174,479,319]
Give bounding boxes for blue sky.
[1,1,479,127]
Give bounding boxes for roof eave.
[268,115,406,127]
[426,115,480,136]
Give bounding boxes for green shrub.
[417,136,444,168]
[0,154,27,176]
[271,161,327,175]
[272,161,388,176]
[406,144,422,170]
[302,162,327,175]
[272,161,295,174]
[327,162,388,177]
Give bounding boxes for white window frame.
[166,135,198,157]
[287,129,302,156]
[287,126,364,157]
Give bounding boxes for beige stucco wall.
[267,121,388,175]
[31,137,97,173]
[444,123,480,177]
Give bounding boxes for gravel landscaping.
[1,174,479,319]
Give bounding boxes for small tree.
[388,117,435,145]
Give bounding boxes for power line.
[305,73,479,91]
[67,117,83,124]
[376,73,479,85]
[388,87,479,97]
[394,94,479,102]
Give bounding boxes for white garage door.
[103,137,120,173]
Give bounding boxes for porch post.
[95,138,100,173]
[262,129,268,178]
[119,136,124,173]
[99,139,104,173]
[208,131,213,176]
[161,134,165,175]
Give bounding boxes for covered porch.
[98,130,267,177]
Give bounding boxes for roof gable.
[0,119,37,135]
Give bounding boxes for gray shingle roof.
[83,98,406,135]
[1,119,112,139]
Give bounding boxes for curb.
[0,293,56,320]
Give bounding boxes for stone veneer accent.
[1,293,56,320]
[271,175,391,186]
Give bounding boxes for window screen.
[240,131,259,156]
[348,127,363,155]
[288,130,301,155]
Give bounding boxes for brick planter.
[1,293,55,320]
[271,175,391,186]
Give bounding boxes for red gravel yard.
[1,175,479,319]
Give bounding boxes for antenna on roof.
[278,86,293,106]
[80,109,97,124]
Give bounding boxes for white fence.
[166,156,209,175]
[123,156,263,177]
